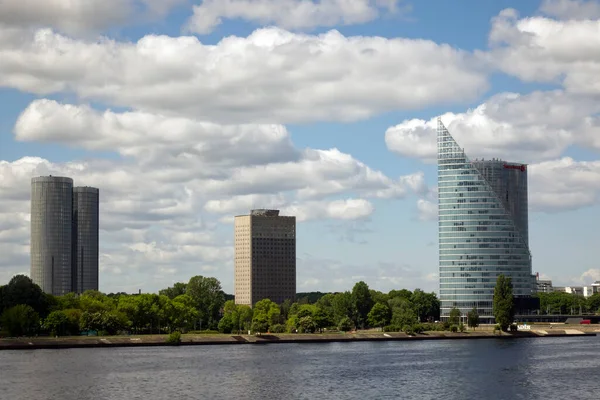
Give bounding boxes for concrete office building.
[437,119,535,323]
[30,176,99,295]
[31,176,74,296]
[234,209,296,306]
[72,187,100,293]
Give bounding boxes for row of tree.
[217,281,442,334]
[535,291,600,315]
[0,275,225,337]
[0,275,441,337]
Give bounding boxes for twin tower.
[30,176,100,296]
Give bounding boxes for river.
[1,336,599,399]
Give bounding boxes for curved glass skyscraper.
[437,119,534,323]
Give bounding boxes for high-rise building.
[234,209,296,306]
[72,187,100,293]
[437,119,534,323]
[31,176,74,296]
[30,176,100,295]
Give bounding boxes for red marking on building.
[504,164,526,172]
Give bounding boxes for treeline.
[0,275,441,337]
[218,282,441,335]
[0,275,224,337]
[536,291,600,315]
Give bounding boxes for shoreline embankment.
[1,328,597,351]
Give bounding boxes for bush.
[459,323,465,333]
[337,317,354,332]
[450,325,458,333]
[413,324,425,334]
[270,324,286,333]
[402,325,415,336]
[442,321,451,330]
[166,331,182,345]
[383,325,401,332]
[509,324,518,332]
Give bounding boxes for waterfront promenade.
[1,325,597,350]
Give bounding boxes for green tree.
[1,275,49,316]
[1,305,40,337]
[337,316,353,332]
[449,307,462,326]
[44,310,70,336]
[410,289,441,322]
[186,276,225,330]
[237,305,253,333]
[587,293,600,314]
[467,307,480,330]
[312,307,333,332]
[367,302,391,329]
[389,297,418,328]
[331,292,353,323]
[388,289,412,301]
[252,299,280,332]
[351,281,374,329]
[159,282,187,299]
[493,274,515,331]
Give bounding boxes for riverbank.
[1,328,597,350]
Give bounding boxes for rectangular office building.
[234,209,296,306]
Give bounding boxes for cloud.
[296,254,438,292]
[281,198,374,222]
[2,97,430,290]
[385,90,600,163]
[0,26,487,124]
[539,0,600,20]
[581,268,600,283]
[0,0,185,36]
[488,8,600,94]
[184,0,408,34]
[529,158,600,212]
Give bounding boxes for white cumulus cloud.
[185,0,407,34]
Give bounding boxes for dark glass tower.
[437,119,533,323]
[30,176,74,296]
[72,187,100,293]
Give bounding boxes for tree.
[331,291,353,324]
[312,307,333,332]
[587,293,600,315]
[337,316,353,332]
[1,305,40,337]
[253,299,280,332]
[44,310,70,336]
[410,289,441,322]
[367,302,391,329]
[351,281,373,329]
[389,297,418,328]
[159,282,187,299]
[1,275,48,316]
[467,307,480,330]
[448,307,461,326]
[186,276,225,330]
[493,274,515,331]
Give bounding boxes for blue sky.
[1,0,599,294]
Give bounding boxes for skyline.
[1,0,600,294]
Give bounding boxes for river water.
[1,336,599,399]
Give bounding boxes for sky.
[1,0,600,295]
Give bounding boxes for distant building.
[437,119,535,323]
[72,187,100,293]
[31,176,74,296]
[30,176,100,295]
[537,279,553,293]
[564,286,584,296]
[234,209,296,306]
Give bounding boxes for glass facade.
[73,187,100,293]
[31,176,74,296]
[437,119,533,322]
